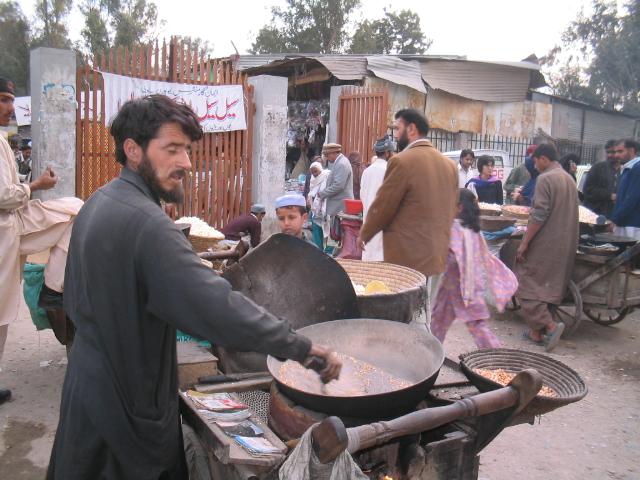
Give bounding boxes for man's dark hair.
[476,155,494,173]
[604,139,617,151]
[532,143,559,162]
[110,94,203,165]
[394,109,430,136]
[616,138,640,153]
[559,153,580,173]
[21,145,31,152]
[460,149,474,160]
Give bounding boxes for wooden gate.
[76,39,254,228]
[337,86,389,158]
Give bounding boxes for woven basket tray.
[501,206,531,220]
[480,216,517,232]
[336,259,427,323]
[479,208,501,217]
[459,348,588,416]
[189,234,223,253]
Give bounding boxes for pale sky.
[19,0,597,62]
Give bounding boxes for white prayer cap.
[275,194,306,209]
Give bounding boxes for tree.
[250,0,361,54]
[78,0,165,55]
[543,0,640,115]
[32,0,73,49]
[350,9,431,54]
[0,1,31,95]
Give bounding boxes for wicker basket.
[336,259,427,323]
[459,348,588,416]
[480,216,517,232]
[189,234,223,253]
[501,206,531,220]
[479,208,501,217]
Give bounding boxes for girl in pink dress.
[432,189,518,349]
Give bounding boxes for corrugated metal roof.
[236,54,288,70]
[366,56,426,93]
[312,56,369,80]
[420,60,536,102]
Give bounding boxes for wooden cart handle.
[311,369,542,464]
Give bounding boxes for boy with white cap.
[275,194,315,245]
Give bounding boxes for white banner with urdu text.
[101,72,247,132]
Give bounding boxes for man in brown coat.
[357,109,458,279]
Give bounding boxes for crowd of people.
[1,68,639,477]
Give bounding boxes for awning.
[420,60,545,102]
[366,56,426,93]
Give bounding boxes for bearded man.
[357,108,458,279]
[46,95,340,480]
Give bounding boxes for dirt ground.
[0,294,639,479]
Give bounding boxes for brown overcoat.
[359,140,459,277]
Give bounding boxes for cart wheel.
[551,280,583,336]
[505,296,520,311]
[583,306,631,326]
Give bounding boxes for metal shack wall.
[484,100,552,137]
[425,89,484,133]
[583,110,636,144]
[364,77,426,131]
[552,102,584,140]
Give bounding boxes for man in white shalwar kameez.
[360,135,395,261]
[0,78,83,404]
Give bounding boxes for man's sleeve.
[359,156,408,242]
[250,219,262,247]
[320,163,350,198]
[612,167,640,225]
[138,219,312,362]
[0,147,31,210]
[529,176,551,227]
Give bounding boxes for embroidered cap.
[275,194,306,209]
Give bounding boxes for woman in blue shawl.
[513,157,539,206]
[465,155,504,204]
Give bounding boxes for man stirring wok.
[46,95,341,480]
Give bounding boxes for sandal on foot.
[521,331,544,347]
[545,322,565,352]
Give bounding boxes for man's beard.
[396,130,410,151]
[138,153,186,204]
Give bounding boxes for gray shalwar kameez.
[514,164,579,330]
[47,168,312,480]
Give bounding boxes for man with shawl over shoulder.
[0,78,83,406]
[514,143,579,352]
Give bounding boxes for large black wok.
[219,234,360,373]
[267,319,445,419]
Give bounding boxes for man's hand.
[357,235,366,251]
[29,166,58,192]
[611,193,616,201]
[307,342,341,382]
[516,241,529,262]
